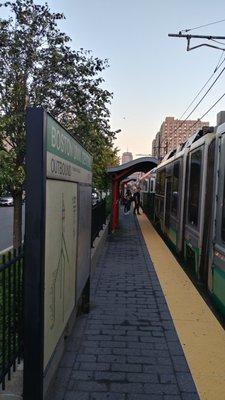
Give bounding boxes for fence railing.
[0,247,24,389]
[91,200,107,246]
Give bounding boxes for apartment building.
[152,117,209,160]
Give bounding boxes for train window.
[171,161,180,216]
[150,179,154,192]
[221,175,225,242]
[156,169,165,195]
[188,149,202,227]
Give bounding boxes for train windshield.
[188,149,202,227]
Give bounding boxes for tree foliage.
[0,0,120,246]
[0,0,119,195]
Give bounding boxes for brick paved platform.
[49,212,199,400]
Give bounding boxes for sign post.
[24,108,92,399]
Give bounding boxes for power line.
[214,51,225,71]
[173,66,225,134]
[179,53,225,121]
[190,92,225,130]
[181,67,225,121]
[180,18,225,33]
[211,38,225,46]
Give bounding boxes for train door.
[211,130,225,315]
[199,139,215,286]
[184,146,203,277]
[155,168,166,230]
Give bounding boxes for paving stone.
[64,392,89,400]
[143,365,174,374]
[144,383,180,395]
[60,351,76,368]
[95,371,126,381]
[126,372,158,383]
[181,393,200,400]
[78,362,110,371]
[159,373,177,384]
[164,396,182,400]
[127,355,156,364]
[83,347,112,355]
[128,395,163,400]
[171,356,189,372]
[176,373,198,393]
[111,363,142,373]
[77,354,96,362]
[90,393,125,400]
[98,355,126,363]
[71,370,94,380]
[100,341,126,348]
[113,348,141,356]
[72,381,107,392]
[110,383,144,393]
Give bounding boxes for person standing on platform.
[133,187,141,215]
[124,189,132,214]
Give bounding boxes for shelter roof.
[107,157,158,178]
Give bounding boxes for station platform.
[48,210,225,400]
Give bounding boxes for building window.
[188,149,202,227]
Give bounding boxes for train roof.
[216,121,225,136]
[156,126,214,170]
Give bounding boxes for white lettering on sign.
[50,126,83,164]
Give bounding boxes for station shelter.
[107,157,158,231]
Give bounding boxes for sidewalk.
[49,211,199,400]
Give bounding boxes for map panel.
[44,180,77,369]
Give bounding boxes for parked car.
[0,195,14,206]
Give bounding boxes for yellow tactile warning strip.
[138,213,225,400]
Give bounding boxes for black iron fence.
[0,247,23,389]
[91,199,107,246]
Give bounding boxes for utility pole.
[168,33,225,51]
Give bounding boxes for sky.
[2,0,225,158]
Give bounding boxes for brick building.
[152,117,209,160]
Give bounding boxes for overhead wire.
[178,52,225,122]
[211,38,225,46]
[189,92,225,130]
[180,18,225,33]
[180,67,225,121]
[172,61,225,135]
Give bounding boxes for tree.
[0,0,119,248]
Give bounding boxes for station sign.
[46,114,92,184]
[24,108,92,399]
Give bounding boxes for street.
[0,205,25,252]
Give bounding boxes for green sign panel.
[46,115,92,183]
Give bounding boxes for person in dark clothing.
[124,190,132,214]
[133,187,141,215]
